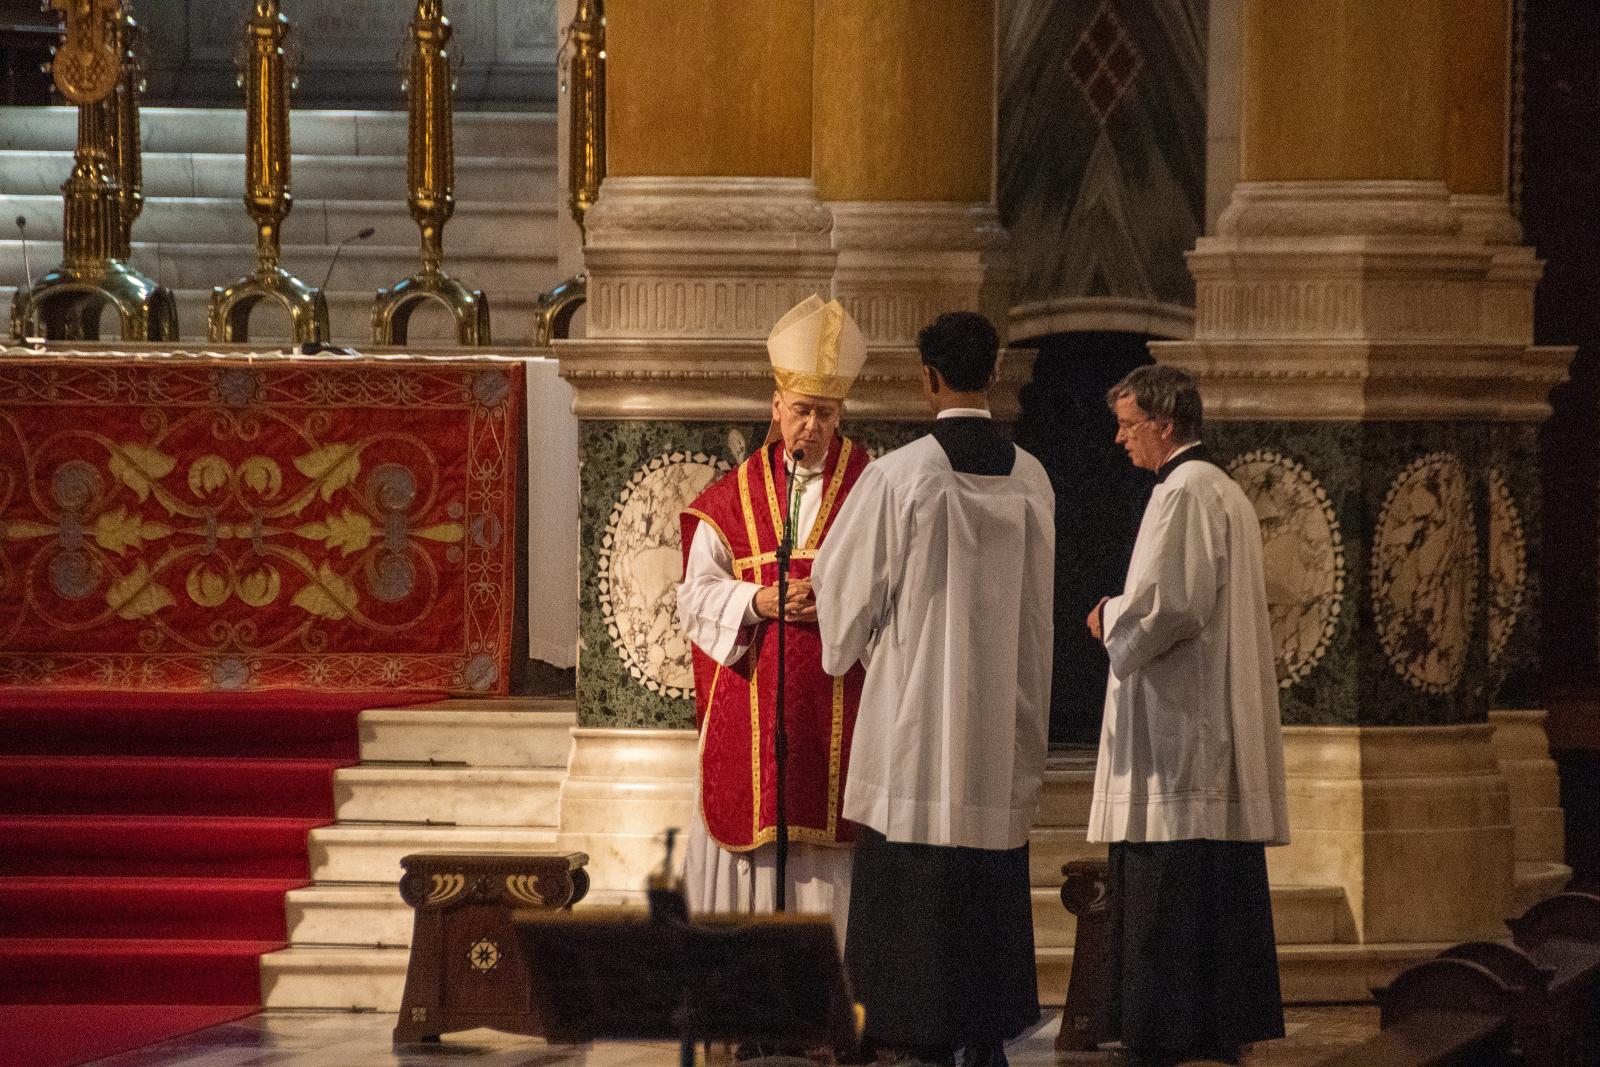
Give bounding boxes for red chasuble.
[679,436,869,851]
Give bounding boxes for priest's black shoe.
[959,1039,1008,1067]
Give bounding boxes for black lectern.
[513,905,859,1066]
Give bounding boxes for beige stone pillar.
[556,1,834,902]
[1155,0,1570,980]
[555,4,1026,903]
[812,0,1010,348]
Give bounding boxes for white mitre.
[766,295,867,400]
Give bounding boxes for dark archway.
[1013,331,1155,744]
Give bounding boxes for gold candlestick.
[209,0,329,345]
[109,4,144,261]
[372,0,490,347]
[10,0,177,342]
[566,0,605,233]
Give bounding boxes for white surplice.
[1088,452,1290,845]
[811,428,1056,850]
[674,457,852,935]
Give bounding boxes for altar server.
[676,295,871,935]
[813,311,1055,1067]
[1087,363,1289,1066]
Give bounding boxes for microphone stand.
[772,445,805,912]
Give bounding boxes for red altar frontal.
[0,353,523,696]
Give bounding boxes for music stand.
[513,906,860,1066]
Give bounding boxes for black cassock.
[1105,839,1285,1060]
[841,417,1043,1056]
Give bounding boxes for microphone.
[318,226,375,294]
[781,447,806,550]
[16,216,34,293]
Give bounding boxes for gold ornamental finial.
[372,0,490,346]
[9,1,178,342]
[209,0,329,345]
[108,3,145,260]
[49,0,122,104]
[563,0,605,232]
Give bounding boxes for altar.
[0,344,579,697]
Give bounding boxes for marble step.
[1036,941,1438,1008]
[284,884,413,947]
[1034,765,1095,827]
[358,700,576,767]
[0,240,558,295]
[1029,882,1353,949]
[0,150,555,203]
[334,766,566,826]
[1,284,553,346]
[259,944,409,1011]
[308,825,559,883]
[1027,827,1107,885]
[5,194,555,250]
[0,107,555,160]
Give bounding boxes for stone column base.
[1274,724,1514,945]
[553,726,698,904]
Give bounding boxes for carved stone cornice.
[582,176,837,341]
[1151,338,1573,423]
[554,337,1033,422]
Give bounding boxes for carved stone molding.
[1169,180,1557,419]
[555,337,1035,422]
[582,177,837,341]
[1151,339,1572,422]
[1215,180,1463,239]
[1451,193,1526,247]
[829,201,1011,347]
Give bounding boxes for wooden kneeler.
[393,852,589,1045]
[1056,858,1113,1053]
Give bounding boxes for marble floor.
[84,1007,1379,1066]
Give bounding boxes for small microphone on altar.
[318,226,375,294]
[15,215,34,293]
[792,449,805,464]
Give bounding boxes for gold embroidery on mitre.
[816,301,844,376]
[772,368,851,399]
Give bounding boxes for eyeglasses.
[1115,418,1155,435]
[779,397,841,425]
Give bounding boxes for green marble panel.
[577,417,926,729]
[1209,421,1520,727]
[578,412,1536,733]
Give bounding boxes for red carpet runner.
[0,690,410,1066]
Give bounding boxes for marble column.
[813,0,1009,346]
[1156,0,1570,955]
[554,2,1024,901]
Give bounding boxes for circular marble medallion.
[1487,468,1528,668]
[1371,452,1480,694]
[598,451,731,698]
[1227,451,1345,688]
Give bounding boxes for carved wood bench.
[392,851,589,1045]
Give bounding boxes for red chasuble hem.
[680,437,868,852]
